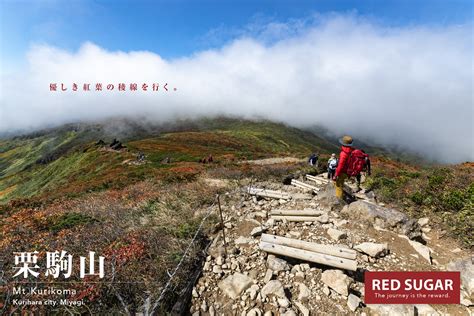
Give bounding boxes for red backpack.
[346,149,369,177]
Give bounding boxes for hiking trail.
[190,168,473,316]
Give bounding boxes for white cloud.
[1,15,472,163]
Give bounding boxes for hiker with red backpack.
[333,135,370,199]
[355,149,371,192]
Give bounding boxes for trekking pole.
[217,194,228,257]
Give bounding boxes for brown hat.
[339,135,353,147]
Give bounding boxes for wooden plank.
[291,181,310,190]
[247,187,288,196]
[306,176,329,185]
[254,192,288,199]
[306,175,356,196]
[259,241,357,271]
[306,174,329,184]
[291,179,319,190]
[290,182,313,192]
[269,210,325,216]
[247,187,290,199]
[261,234,356,260]
[271,215,323,222]
[291,180,319,195]
[306,174,328,180]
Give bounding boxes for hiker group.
[199,154,214,164]
[311,135,371,199]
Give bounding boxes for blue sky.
[1,0,472,67]
[0,0,472,162]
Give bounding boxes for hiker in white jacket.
[327,153,338,179]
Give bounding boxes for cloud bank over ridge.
[1,15,472,163]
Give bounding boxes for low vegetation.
[365,158,473,248]
[0,180,225,314]
[0,118,337,204]
[0,118,335,314]
[0,118,471,314]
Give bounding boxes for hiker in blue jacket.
[308,152,319,168]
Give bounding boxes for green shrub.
[396,176,410,185]
[428,168,449,188]
[467,183,474,200]
[428,175,445,188]
[366,175,397,191]
[366,175,400,201]
[176,222,199,239]
[399,170,421,178]
[442,190,467,211]
[449,207,473,248]
[424,195,433,205]
[49,212,97,232]
[142,200,160,214]
[170,251,183,263]
[410,192,425,205]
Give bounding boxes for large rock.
[208,244,226,258]
[341,201,422,239]
[408,240,431,264]
[263,269,273,282]
[320,269,353,297]
[247,308,262,316]
[368,304,439,316]
[218,273,254,300]
[277,297,290,307]
[250,226,267,237]
[417,217,429,227]
[460,290,473,307]
[316,213,330,224]
[327,228,347,241]
[246,284,259,301]
[354,242,389,258]
[296,282,311,301]
[368,304,415,316]
[354,190,377,202]
[447,258,474,296]
[316,183,347,210]
[293,301,310,316]
[347,293,361,312]
[267,255,290,272]
[235,236,252,245]
[265,218,276,228]
[414,305,439,316]
[261,280,286,298]
[212,265,223,274]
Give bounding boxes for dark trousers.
[328,168,336,179]
[356,174,362,189]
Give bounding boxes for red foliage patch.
[104,233,146,268]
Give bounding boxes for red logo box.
[365,271,460,304]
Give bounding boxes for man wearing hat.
[333,135,354,199]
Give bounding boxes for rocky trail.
[190,172,473,316]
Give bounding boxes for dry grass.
[1,179,224,314]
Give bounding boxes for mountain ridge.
[1,117,338,203]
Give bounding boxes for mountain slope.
[0,118,472,315]
[0,118,338,203]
